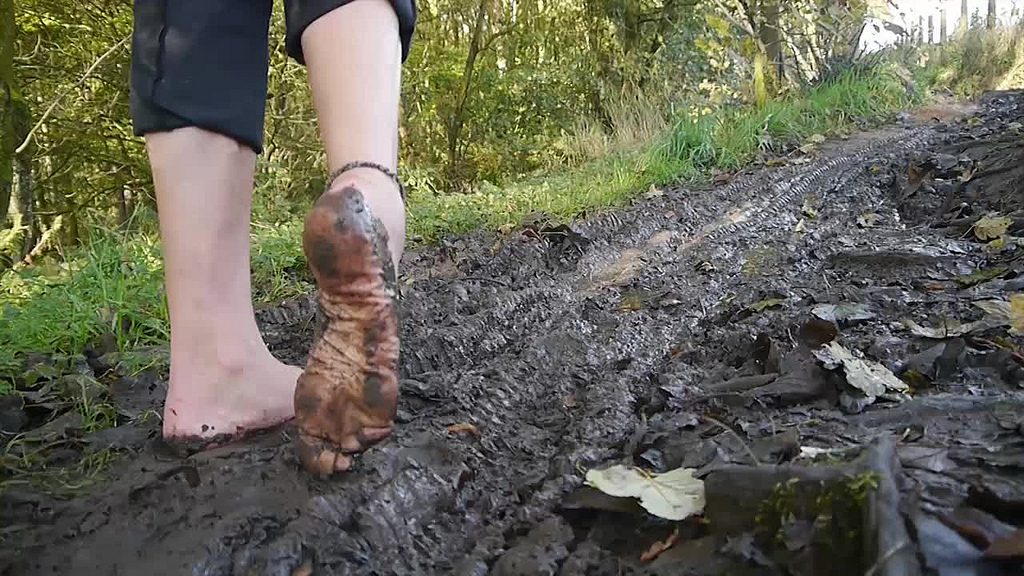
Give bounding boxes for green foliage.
[407,68,912,243]
[0,232,168,383]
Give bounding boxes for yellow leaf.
[585,465,705,521]
[974,215,1012,241]
[1011,294,1024,335]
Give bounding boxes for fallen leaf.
[644,185,665,200]
[793,219,807,233]
[1011,294,1024,335]
[585,465,705,521]
[814,342,908,398]
[749,298,786,313]
[985,529,1024,559]
[974,298,1024,334]
[812,303,875,324]
[954,266,1010,288]
[447,423,481,437]
[904,318,984,339]
[987,236,1008,252]
[973,215,1012,241]
[856,213,880,228]
[640,529,680,563]
[798,317,839,347]
[806,133,827,145]
[801,199,818,219]
[291,562,313,576]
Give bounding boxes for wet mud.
[4,92,1024,575]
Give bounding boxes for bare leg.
[148,128,301,444]
[293,0,406,475]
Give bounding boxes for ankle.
[326,167,406,267]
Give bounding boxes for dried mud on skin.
[5,92,1024,575]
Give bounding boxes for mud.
[4,92,1024,575]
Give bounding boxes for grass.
[919,23,1024,98]
[406,67,916,242]
[0,221,313,393]
[0,66,917,395]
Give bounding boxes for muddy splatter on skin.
[295,186,401,477]
[5,93,1024,575]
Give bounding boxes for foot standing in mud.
[129,0,416,475]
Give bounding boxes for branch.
[15,34,129,155]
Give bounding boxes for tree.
[988,0,997,29]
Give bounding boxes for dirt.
[4,91,1024,575]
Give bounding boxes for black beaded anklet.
[326,161,406,202]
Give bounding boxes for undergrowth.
[0,67,916,393]
[408,67,915,242]
[920,23,1024,98]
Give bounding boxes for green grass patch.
[406,68,916,243]
[0,222,312,391]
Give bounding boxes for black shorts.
[129,0,416,154]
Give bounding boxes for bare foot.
[162,352,301,449]
[295,184,400,476]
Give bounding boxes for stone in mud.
[490,516,574,576]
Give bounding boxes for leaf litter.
[584,465,705,521]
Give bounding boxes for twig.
[15,35,130,155]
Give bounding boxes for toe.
[295,433,352,477]
[337,426,393,453]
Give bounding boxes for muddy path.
[4,92,1024,575]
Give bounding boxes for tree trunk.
[928,14,934,43]
[11,156,34,259]
[0,0,15,226]
[445,0,488,188]
[941,9,948,43]
[988,0,997,29]
[759,0,785,85]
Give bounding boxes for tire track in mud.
[2,119,959,575]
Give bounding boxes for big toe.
[295,433,353,477]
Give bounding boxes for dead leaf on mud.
[974,296,1024,335]
[801,198,818,219]
[973,215,1012,241]
[813,342,908,398]
[904,318,984,339]
[447,423,481,437]
[793,219,807,233]
[640,529,680,563]
[748,297,786,313]
[644,185,665,200]
[585,465,705,521]
[798,318,839,348]
[811,303,875,325]
[955,266,1010,288]
[856,213,880,228]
